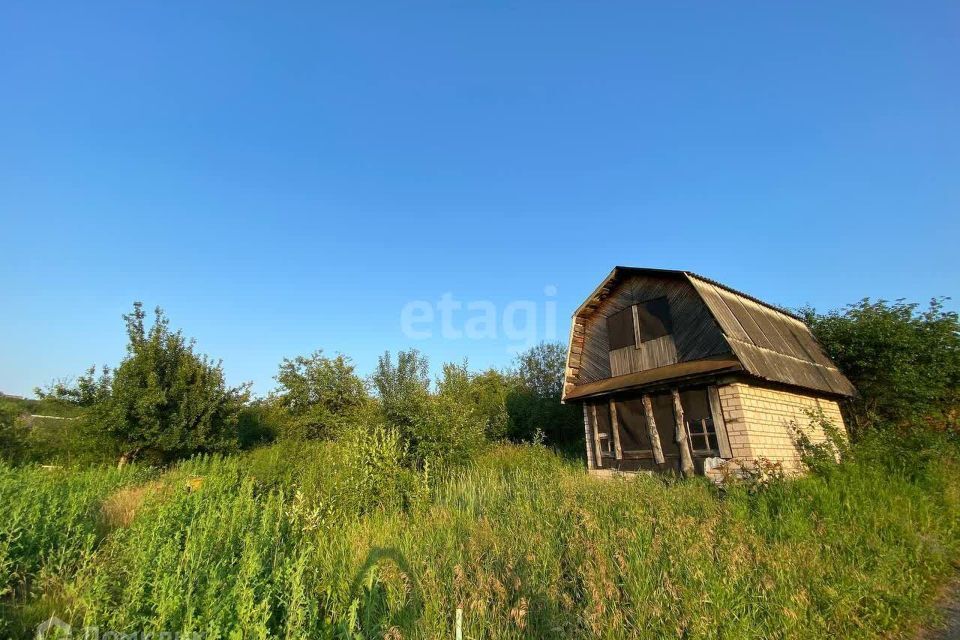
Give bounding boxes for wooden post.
[582,404,595,470]
[591,403,603,468]
[671,389,695,477]
[609,400,623,460]
[707,386,733,458]
[641,395,665,465]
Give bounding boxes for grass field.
[2,432,959,639]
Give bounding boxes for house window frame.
[631,296,673,348]
[685,416,720,455]
[606,306,638,350]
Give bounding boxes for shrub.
[506,342,582,445]
[372,350,488,469]
[272,350,370,441]
[435,362,511,441]
[372,349,432,436]
[791,409,851,475]
[804,298,960,435]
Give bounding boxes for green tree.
[507,341,581,445]
[803,297,960,435]
[272,350,369,439]
[514,341,567,398]
[372,349,431,435]
[35,366,112,407]
[436,362,510,440]
[97,303,250,464]
[373,350,487,467]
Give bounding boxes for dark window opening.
[635,297,673,343]
[614,399,650,451]
[679,388,719,453]
[606,306,636,350]
[687,417,720,452]
[593,402,614,457]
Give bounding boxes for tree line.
[1,302,581,466]
[1,295,957,467]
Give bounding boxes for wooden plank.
[707,386,734,458]
[591,403,603,469]
[671,389,695,477]
[609,400,623,460]
[609,346,633,377]
[582,404,595,470]
[641,394,665,465]
[636,334,679,370]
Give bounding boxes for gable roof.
[563,267,856,399]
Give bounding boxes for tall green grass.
[0,462,154,632]
[2,434,958,639]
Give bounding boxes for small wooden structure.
[563,267,856,476]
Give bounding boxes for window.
[606,306,636,350]
[687,417,720,452]
[607,297,674,351]
[634,297,673,342]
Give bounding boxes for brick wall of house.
[716,382,846,469]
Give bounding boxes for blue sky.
[1,2,958,398]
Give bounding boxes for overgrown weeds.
[1,431,958,638]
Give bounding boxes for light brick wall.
[716,383,845,470]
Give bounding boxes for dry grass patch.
[100,480,170,528]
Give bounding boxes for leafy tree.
[96,303,250,464]
[372,349,431,435]
[373,350,487,467]
[436,362,510,440]
[35,366,112,407]
[272,350,369,440]
[803,297,960,436]
[514,342,567,398]
[506,341,581,445]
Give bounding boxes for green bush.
[271,350,370,441]
[507,342,582,445]
[804,298,960,435]
[31,303,250,466]
[372,350,488,469]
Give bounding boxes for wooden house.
[562,267,856,476]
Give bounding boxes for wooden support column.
[641,395,665,465]
[609,400,623,460]
[707,386,733,459]
[591,403,603,468]
[671,389,695,477]
[582,404,595,470]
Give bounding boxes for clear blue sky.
[1,2,957,398]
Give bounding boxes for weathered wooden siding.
[574,273,730,385]
[609,335,679,376]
